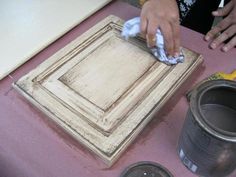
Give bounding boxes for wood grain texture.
[13,15,203,166]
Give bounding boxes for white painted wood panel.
[13,15,203,166]
[61,37,155,110]
[0,0,111,80]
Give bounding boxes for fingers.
[212,1,233,17]
[222,35,236,52]
[171,20,180,56]
[146,18,159,47]
[205,16,232,41]
[160,22,174,56]
[205,0,236,52]
[140,9,158,47]
[140,13,148,34]
[209,24,236,49]
[146,34,156,47]
[146,19,179,56]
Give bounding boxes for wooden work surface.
[0,1,236,177]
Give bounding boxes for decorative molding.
[13,15,203,166]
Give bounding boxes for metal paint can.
[178,80,236,177]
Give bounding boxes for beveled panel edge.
[27,16,162,135]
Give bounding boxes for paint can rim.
[190,79,236,142]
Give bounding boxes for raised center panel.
[60,36,155,111]
[38,24,163,134]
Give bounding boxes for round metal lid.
[120,161,173,177]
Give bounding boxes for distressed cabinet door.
[13,15,203,166]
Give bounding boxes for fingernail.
[210,43,216,49]
[212,11,218,16]
[205,36,210,41]
[174,52,179,57]
[222,46,228,52]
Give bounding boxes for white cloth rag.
[121,17,184,65]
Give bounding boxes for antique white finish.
[13,15,203,166]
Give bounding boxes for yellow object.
[208,70,236,81]
[186,69,236,100]
[139,0,148,6]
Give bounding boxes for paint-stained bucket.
[178,80,236,177]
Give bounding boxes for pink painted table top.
[0,1,236,177]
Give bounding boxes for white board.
[0,0,111,80]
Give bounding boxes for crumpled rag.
[121,17,184,65]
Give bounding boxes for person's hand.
[205,0,236,52]
[140,0,180,56]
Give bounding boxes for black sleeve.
[180,0,221,34]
